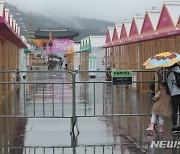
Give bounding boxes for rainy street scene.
[1,0,180,154]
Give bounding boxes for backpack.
[173,71,180,88]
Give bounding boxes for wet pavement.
[0,66,179,154]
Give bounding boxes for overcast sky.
[5,0,178,23]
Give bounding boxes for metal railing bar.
[62,83,64,117]
[111,82,114,115]
[33,83,36,116]
[75,80,159,84]
[23,83,26,116]
[34,148,36,154]
[103,83,105,115]
[93,83,96,116]
[52,83,55,117]
[0,82,73,84]
[62,147,64,154]
[0,116,73,118]
[85,83,87,116]
[130,85,132,114]
[73,70,158,73]
[43,83,45,117]
[0,113,150,118]
[0,143,140,149]
[76,114,150,117]
[53,147,55,154]
[14,83,17,116]
[140,83,143,114]
[121,88,123,114]
[84,146,87,154]
[0,70,73,73]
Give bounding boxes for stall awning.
[0,16,26,48]
[80,47,91,52]
[102,28,180,48]
[24,48,31,53]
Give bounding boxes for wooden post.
[105,48,107,70]
[4,40,8,96]
[0,36,2,103]
[111,47,114,69]
[175,36,180,53]
[118,46,121,69]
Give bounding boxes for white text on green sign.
[112,70,132,78]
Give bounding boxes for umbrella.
[143,52,180,69]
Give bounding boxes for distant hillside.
[5,2,115,40]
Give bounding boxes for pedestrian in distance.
[58,57,63,69]
[167,63,180,131]
[106,65,111,81]
[146,82,171,133]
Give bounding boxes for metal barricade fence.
[0,143,145,154]
[0,70,74,118]
[0,70,161,126]
[0,70,162,154]
[73,70,160,117]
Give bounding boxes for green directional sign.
[111,70,132,85]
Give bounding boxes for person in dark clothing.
[167,63,180,131]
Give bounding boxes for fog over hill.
[5,2,114,40]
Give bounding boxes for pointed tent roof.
[87,37,91,48]
[120,21,132,39]
[112,24,122,41]
[85,38,88,47]
[177,16,180,27]
[0,1,4,17]
[5,8,9,24]
[80,38,84,50]
[85,37,91,51]
[80,37,91,52]
[129,15,144,37]
[0,0,26,48]
[141,9,161,34]
[82,38,85,49]
[156,1,180,31]
[165,1,180,25]
[105,27,114,44]
[80,40,83,49]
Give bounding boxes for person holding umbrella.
[167,63,180,131]
[143,52,180,132]
[146,82,171,133]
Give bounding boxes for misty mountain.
[5,2,115,40]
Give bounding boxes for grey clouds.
[5,0,178,23]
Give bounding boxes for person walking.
[167,63,180,131]
[146,82,171,133]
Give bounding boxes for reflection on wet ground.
[0,116,178,154]
[0,67,179,154]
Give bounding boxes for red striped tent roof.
[105,27,114,45]
[129,15,144,37]
[156,2,180,31]
[120,21,132,39]
[141,9,161,34]
[112,24,122,42]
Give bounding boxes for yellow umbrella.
[143,52,180,69]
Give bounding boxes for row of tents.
[102,1,180,92]
[104,1,180,47]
